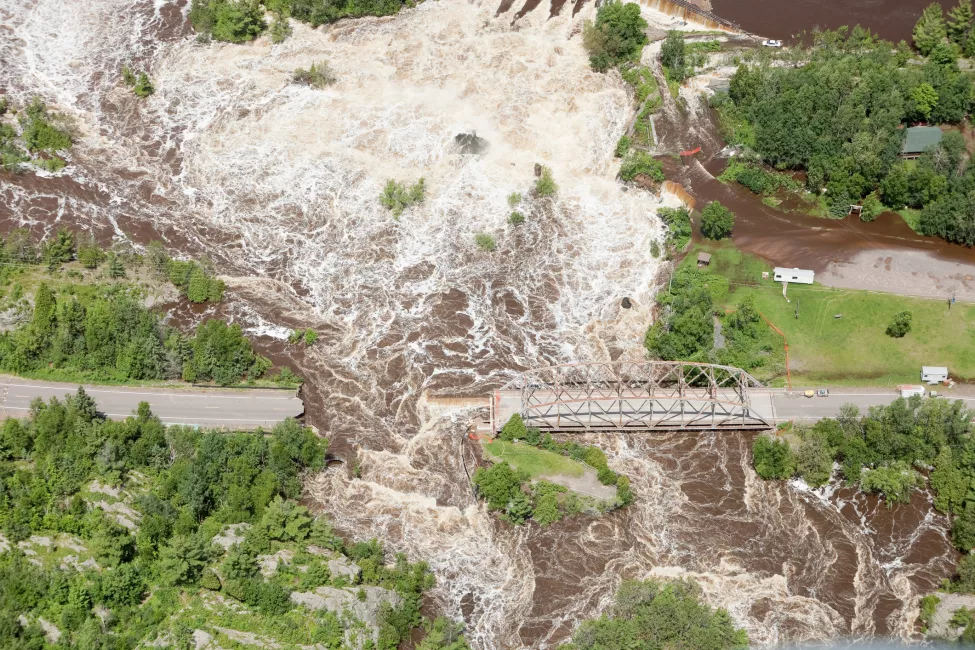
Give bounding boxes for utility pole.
[795,298,799,320]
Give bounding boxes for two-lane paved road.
[0,375,304,429]
[751,388,975,422]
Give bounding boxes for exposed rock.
[212,523,252,550]
[92,501,141,530]
[88,480,123,498]
[534,163,542,177]
[291,585,402,647]
[213,627,281,649]
[328,555,362,581]
[0,306,29,333]
[927,592,975,639]
[38,618,62,643]
[193,629,216,650]
[60,555,101,571]
[454,132,488,155]
[620,297,632,309]
[57,535,88,553]
[257,549,294,576]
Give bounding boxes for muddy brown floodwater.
[1,0,972,646]
[712,0,952,41]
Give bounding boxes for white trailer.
[898,385,926,398]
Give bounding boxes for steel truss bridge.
[491,361,771,432]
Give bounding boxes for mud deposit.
[0,0,966,647]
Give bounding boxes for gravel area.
[819,249,975,302]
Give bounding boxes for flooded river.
[0,0,969,647]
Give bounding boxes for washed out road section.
[0,375,303,428]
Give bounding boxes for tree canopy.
[716,26,975,240]
[582,1,648,72]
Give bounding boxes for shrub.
[304,328,318,346]
[292,61,336,88]
[21,99,72,152]
[700,201,735,240]
[475,233,497,252]
[615,135,631,158]
[121,65,137,86]
[660,31,686,81]
[380,178,425,218]
[499,414,528,441]
[650,239,660,258]
[657,206,692,251]
[860,462,923,506]
[886,310,913,338]
[270,12,292,43]
[619,151,665,183]
[508,211,525,226]
[535,166,557,197]
[507,192,522,207]
[133,73,155,98]
[189,0,266,43]
[752,436,795,480]
[472,462,527,511]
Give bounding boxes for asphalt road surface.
[0,375,304,429]
[752,389,975,421]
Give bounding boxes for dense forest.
[188,0,414,44]
[752,396,975,552]
[0,393,468,649]
[0,228,289,386]
[713,8,975,245]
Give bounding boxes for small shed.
[921,366,949,384]
[901,126,943,158]
[697,252,711,267]
[773,267,815,285]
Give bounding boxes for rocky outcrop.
[926,592,975,639]
[290,586,402,648]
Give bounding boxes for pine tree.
[107,252,126,278]
[948,0,974,44]
[71,386,99,422]
[32,283,56,334]
[914,3,948,55]
[506,491,533,525]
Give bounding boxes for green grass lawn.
[482,440,584,479]
[688,241,975,386]
[896,207,922,233]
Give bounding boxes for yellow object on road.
[804,390,815,398]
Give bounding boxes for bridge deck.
[493,388,775,432]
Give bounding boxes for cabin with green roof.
[901,126,943,159]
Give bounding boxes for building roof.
[773,267,815,280]
[902,126,943,154]
[697,252,711,263]
[922,366,948,375]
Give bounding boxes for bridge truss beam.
[498,361,770,432]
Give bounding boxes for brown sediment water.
[0,0,968,647]
[711,0,952,41]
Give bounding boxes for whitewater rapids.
[0,0,958,647]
